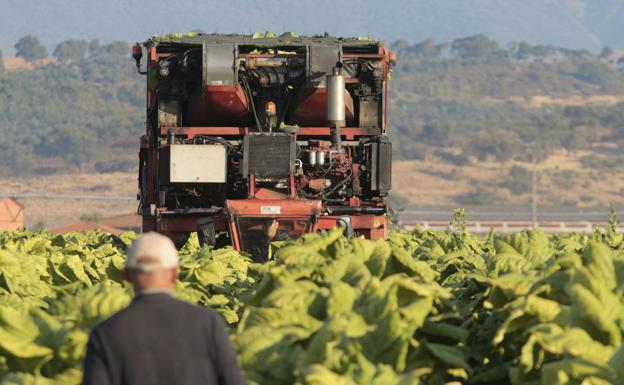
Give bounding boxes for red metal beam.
[159,126,381,140]
[225,199,323,216]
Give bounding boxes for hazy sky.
[2,0,623,53]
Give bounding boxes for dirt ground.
[392,149,624,207]
[0,172,137,228]
[3,56,58,72]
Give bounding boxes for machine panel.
[203,43,237,86]
[242,134,296,181]
[159,144,227,183]
[371,141,392,194]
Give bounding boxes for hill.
[2,34,624,208]
[3,0,624,53]
[0,41,143,175]
[2,35,624,172]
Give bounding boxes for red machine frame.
[139,43,393,248]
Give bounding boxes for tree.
[504,166,533,194]
[510,41,555,61]
[391,39,409,52]
[408,39,446,58]
[599,46,614,61]
[574,61,616,91]
[0,49,4,73]
[451,34,507,61]
[14,35,48,62]
[53,40,88,62]
[557,47,591,62]
[88,39,100,56]
[98,41,130,56]
[422,120,457,146]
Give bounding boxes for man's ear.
[170,267,179,284]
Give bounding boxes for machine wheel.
[197,218,216,247]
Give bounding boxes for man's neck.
[135,288,173,296]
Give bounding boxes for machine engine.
[134,33,395,254]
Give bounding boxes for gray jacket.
[82,293,245,385]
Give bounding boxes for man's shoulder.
[92,294,220,334]
[166,295,223,320]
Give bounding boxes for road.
[393,205,621,233]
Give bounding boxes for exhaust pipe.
[326,65,345,151]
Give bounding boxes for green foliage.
[52,40,88,62]
[505,166,534,195]
[510,41,556,61]
[394,38,446,58]
[87,40,99,56]
[0,41,141,176]
[3,222,624,384]
[239,226,624,385]
[450,34,508,62]
[433,149,470,166]
[391,37,624,162]
[14,35,47,62]
[459,187,497,205]
[0,230,255,383]
[78,214,102,223]
[3,34,624,173]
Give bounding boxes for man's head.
[124,232,179,294]
[261,218,280,240]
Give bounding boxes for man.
[82,232,245,385]
[262,218,287,243]
[246,218,289,262]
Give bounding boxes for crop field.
[1,213,623,385]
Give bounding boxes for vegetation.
[390,35,624,162]
[0,38,142,176]
[2,34,624,176]
[79,213,103,223]
[14,35,48,61]
[2,223,624,384]
[53,40,89,62]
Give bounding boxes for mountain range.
[2,0,624,53]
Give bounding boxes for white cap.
[126,232,178,272]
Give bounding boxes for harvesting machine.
[133,32,395,257]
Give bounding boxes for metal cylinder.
[317,151,326,166]
[326,67,346,128]
[333,127,342,151]
[167,129,175,144]
[308,150,317,166]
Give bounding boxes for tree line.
[389,35,624,163]
[2,34,624,176]
[0,36,142,176]
[2,35,100,64]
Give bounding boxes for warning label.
[260,206,281,215]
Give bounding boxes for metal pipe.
[332,126,342,150]
[327,206,387,215]
[308,150,317,166]
[326,65,345,151]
